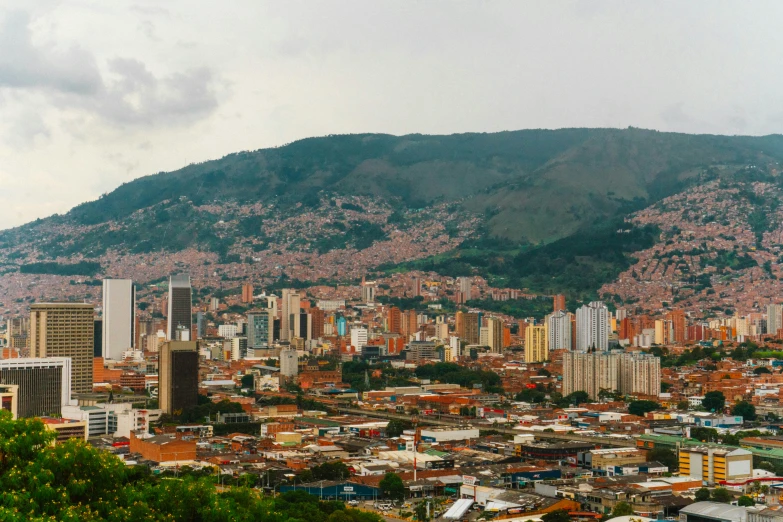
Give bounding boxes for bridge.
[336,407,636,448]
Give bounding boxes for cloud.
[0,10,220,127]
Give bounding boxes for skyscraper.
[30,302,94,395]
[487,317,504,353]
[576,301,609,352]
[562,351,661,399]
[311,307,325,339]
[167,275,192,341]
[247,311,273,349]
[547,311,573,351]
[387,307,402,334]
[463,312,480,345]
[665,309,686,344]
[769,304,783,336]
[102,279,136,360]
[281,289,300,341]
[553,294,566,313]
[241,283,254,304]
[159,340,198,414]
[361,281,376,303]
[280,347,298,377]
[525,325,548,362]
[457,277,473,302]
[0,357,71,417]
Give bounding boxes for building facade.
[525,325,548,363]
[159,340,198,414]
[167,274,192,340]
[0,357,71,417]
[102,279,136,360]
[576,301,609,352]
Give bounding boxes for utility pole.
[412,413,419,482]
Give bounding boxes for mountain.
[1,127,783,310]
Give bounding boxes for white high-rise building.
[768,304,783,336]
[350,327,368,353]
[218,324,239,339]
[576,301,609,352]
[449,336,461,361]
[457,277,473,301]
[281,289,300,341]
[102,279,136,360]
[547,311,573,351]
[280,348,298,377]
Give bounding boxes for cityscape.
[2,2,783,522]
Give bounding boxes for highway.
[336,407,636,448]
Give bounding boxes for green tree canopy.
[541,510,571,522]
[731,401,756,421]
[647,447,677,471]
[694,488,711,501]
[379,473,405,500]
[737,496,755,507]
[702,391,726,412]
[610,502,634,517]
[628,400,659,417]
[711,487,732,503]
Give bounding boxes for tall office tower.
[619,352,661,397]
[412,277,422,297]
[0,357,71,417]
[449,336,461,361]
[387,307,402,334]
[463,312,480,345]
[665,309,686,343]
[93,319,103,357]
[196,312,206,339]
[230,337,248,361]
[547,311,573,351]
[361,281,376,303]
[576,301,609,352]
[767,304,783,336]
[455,311,465,339]
[6,317,30,354]
[102,279,136,360]
[350,327,368,352]
[553,294,566,313]
[159,340,198,414]
[524,325,548,362]
[241,283,254,304]
[487,317,504,353]
[562,351,620,399]
[281,289,300,341]
[293,313,312,340]
[30,303,94,395]
[167,275,192,341]
[311,308,325,339]
[336,316,347,336]
[401,309,418,338]
[247,311,273,349]
[654,320,666,345]
[280,347,298,378]
[457,277,473,301]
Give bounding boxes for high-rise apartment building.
[159,340,198,414]
[562,351,661,399]
[525,325,548,363]
[457,277,473,302]
[387,307,402,334]
[167,275,192,340]
[665,310,686,344]
[247,311,273,349]
[487,317,504,353]
[241,283,254,304]
[6,317,29,354]
[463,313,480,345]
[30,302,94,395]
[547,311,573,351]
[350,327,368,352]
[293,313,312,340]
[553,294,566,313]
[311,308,325,339]
[281,289,300,341]
[102,279,136,360]
[280,347,298,377]
[576,301,609,352]
[768,304,783,336]
[361,281,376,303]
[0,357,71,417]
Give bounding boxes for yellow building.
[525,325,548,363]
[678,446,752,483]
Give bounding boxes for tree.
[414,501,429,522]
[241,374,254,389]
[610,502,634,517]
[732,401,756,421]
[386,419,407,438]
[694,488,711,501]
[541,510,571,522]
[754,367,771,375]
[677,400,689,411]
[628,400,659,417]
[690,427,719,442]
[647,447,677,471]
[560,391,590,407]
[711,487,732,503]
[312,462,350,481]
[702,391,726,412]
[737,495,755,507]
[379,473,405,501]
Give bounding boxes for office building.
[0,357,71,417]
[350,327,368,352]
[280,348,298,378]
[30,302,94,395]
[196,311,206,339]
[336,316,347,337]
[293,313,312,340]
[387,307,402,334]
[167,275,192,341]
[230,337,248,361]
[361,281,376,303]
[218,324,238,339]
[553,294,566,313]
[449,336,461,361]
[576,301,609,352]
[159,340,198,414]
[93,319,103,357]
[311,307,325,339]
[525,325,548,363]
[281,289,300,341]
[0,384,18,419]
[102,279,136,360]
[406,341,437,362]
[457,277,473,302]
[562,351,661,399]
[665,309,687,344]
[6,317,29,354]
[247,311,273,349]
[487,317,504,353]
[462,312,480,345]
[678,446,752,483]
[547,311,573,351]
[241,283,254,304]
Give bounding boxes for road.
[336,407,636,448]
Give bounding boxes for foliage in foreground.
[0,411,382,522]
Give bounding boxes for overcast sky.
[1,1,782,228]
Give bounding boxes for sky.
[1,1,782,228]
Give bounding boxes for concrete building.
[280,348,298,378]
[281,289,300,341]
[406,341,437,362]
[576,301,609,352]
[218,324,238,339]
[0,384,18,419]
[562,351,661,399]
[159,340,198,414]
[350,327,368,352]
[678,446,752,484]
[241,283,254,304]
[167,274,192,340]
[361,281,376,303]
[487,317,504,353]
[768,304,783,336]
[102,279,136,360]
[30,302,93,395]
[547,311,572,351]
[247,311,273,349]
[619,352,661,397]
[0,357,71,417]
[525,325,548,363]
